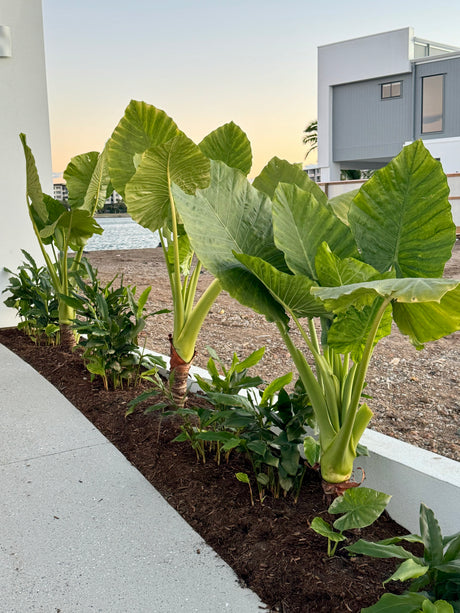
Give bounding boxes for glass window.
[381,81,402,99]
[422,74,444,133]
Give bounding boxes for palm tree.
[302,120,317,160]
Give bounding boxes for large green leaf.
[312,278,460,313]
[349,140,455,278]
[19,133,47,223]
[124,133,210,232]
[199,122,252,175]
[327,303,393,361]
[328,189,359,225]
[64,151,99,209]
[393,285,460,346]
[234,253,328,319]
[330,487,391,531]
[64,148,111,214]
[173,160,289,325]
[40,209,103,250]
[107,100,180,197]
[315,242,384,288]
[272,182,359,280]
[253,156,327,205]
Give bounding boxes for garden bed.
[0,326,420,613]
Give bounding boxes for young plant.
[3,250,59,344]
[347,504,460,612]
[20,135,110,348]
[235,472,255,506]
[106,101,253,404]
[195,363,314,501]
[173,140,460,493]
[310,487,391,557]
[69,260,166,389]
[194,346,265,395]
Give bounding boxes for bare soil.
[0,328,419,613]
[86,242,460,462]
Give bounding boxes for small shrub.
[68,260,166,389]
[3,250,59,344]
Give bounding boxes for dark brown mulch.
[1,327,416,613]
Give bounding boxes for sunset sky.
[42,0,460,178]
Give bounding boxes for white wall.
[0,0,52,327]
[318,28,413,181]
[319,174,460,227]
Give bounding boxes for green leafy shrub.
[172,347,315,501]
[67,260,166,389]
[347,504,460,612]
[3,250,59,344]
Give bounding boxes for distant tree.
[302,119,317,160]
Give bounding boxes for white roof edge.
[318,26,412,50]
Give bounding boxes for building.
[316,27,460,182]
[52,177,126,213]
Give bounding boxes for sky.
[42,0,460,179]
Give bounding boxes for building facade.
[316,28,460,182]
[0,0,52,327]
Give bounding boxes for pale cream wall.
[0,0,52,326]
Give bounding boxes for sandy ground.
[86,242,460,462]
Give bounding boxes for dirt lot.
[86,242,460,462]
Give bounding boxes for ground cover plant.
[348,504,460,612]
[3,249,59,344]
[173,140,460,493]
[68,260,166,389]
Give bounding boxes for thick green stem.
[275,321,336,447]
[168,181,185,335]
[174,278,222,362]
[183,260,202,321]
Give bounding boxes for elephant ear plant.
[19,134,110,349]
[106,100,252,404]
[173,140,460,494]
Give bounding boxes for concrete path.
[0,344,265,613]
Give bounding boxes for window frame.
[381,81,402,100]
[421,73,445,134]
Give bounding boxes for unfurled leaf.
[235,253,329,319]
[199,121,252,175]
[272,182,359,280]
[260,372,293,406]
[361,592,433,613]
[330,487,391,531]
[173,161,289,325]
[125,133,210,232]
[312,278,460,313]
[315,242,383,288]
[253,156,327,205]
[327,303,393,361]
[107,100,180,197]
[310,517,346,542]
[383,558,428,584]
[349,140,455,278]
[328,189,359,225]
